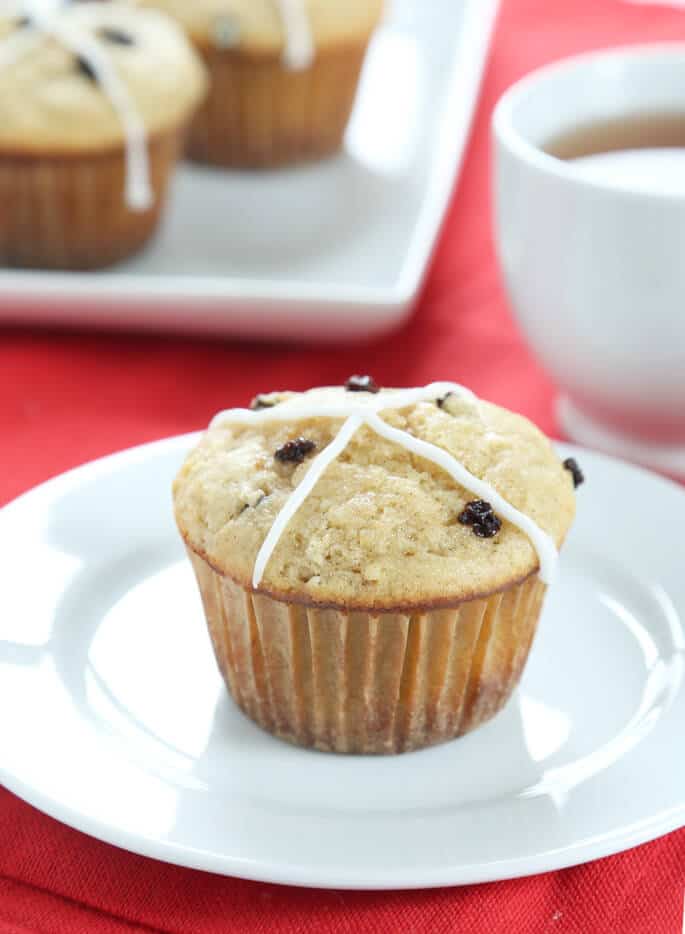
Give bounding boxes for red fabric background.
[1,0,684,930]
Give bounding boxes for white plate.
[1,436,684,888]
[0,0,499,342]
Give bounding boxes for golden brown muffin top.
[0,4,207,153]
[174,384,577,610]
[137,0,385,54]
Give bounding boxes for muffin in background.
[138,0,384,168]
[173,382,578,755]
[0,3,207,270]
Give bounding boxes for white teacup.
[493,45,685,479]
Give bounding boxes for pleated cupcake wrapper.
[189,549,547,755]
[0,127,184,270]
[187,41,370,168]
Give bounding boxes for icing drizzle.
[273,0,314,70]
[0,1,152,211]
[210,382,560,590]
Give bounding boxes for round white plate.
[0,436,683,889]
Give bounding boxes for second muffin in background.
[0,4,207,270]
[138,0,385,168]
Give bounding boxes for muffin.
[0,4,207,269]
[138,0,384,168]
[174,380,579,755]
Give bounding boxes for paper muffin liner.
[188,548,547,755]
[0,127,185,270]
[187,40,371,168]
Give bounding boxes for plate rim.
[1,434,684,889]
[2,766,684,890]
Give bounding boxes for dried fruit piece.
[75,55,97,82]
[275,438,316,464]
[250,395,278,411]
[458,500,502,539]
[345,375,379,393]
[563,457,584,488]
[99,27,135,46]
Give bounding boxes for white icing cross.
[273,0,314,70]
[0,1,153,211]
[210,382,560,590]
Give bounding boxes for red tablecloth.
[2,0,685,931]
